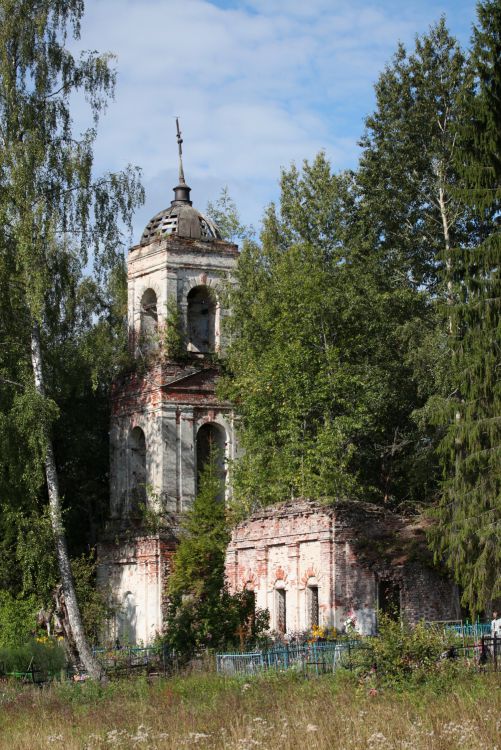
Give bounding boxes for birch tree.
[0,0,143,677]
[357,18,477,295]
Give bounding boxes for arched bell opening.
[195,422,226,501]
[140,288,158,343]
[187,285,216,353]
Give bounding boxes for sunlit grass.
[0,669,499,749]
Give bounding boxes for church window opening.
[196,422,226,500]
[307,585,319,628]
[187,285,216,353]
[276,588,287,634]
[378,579,401,621]
[140,288,158,341]
[128,426,146,513]
[244,587,256,632]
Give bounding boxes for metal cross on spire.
[176,117,186,185]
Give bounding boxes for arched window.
[187,285,216,353]
[275,586,287,634]
[195,422,226,500]
[307,585,319,628]
[128,426,146,513]
[117,591,137,645]
[140,288,158,340]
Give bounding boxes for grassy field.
[0,669,499,749]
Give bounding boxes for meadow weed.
[0,669,498,749]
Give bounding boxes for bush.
[0,638,67,676]
[365,615,458,686]
[0,591,38,648]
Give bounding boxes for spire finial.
[176,117,186,185]
[171,117,192,206]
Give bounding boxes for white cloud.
[70,0,477,239]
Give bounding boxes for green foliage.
[223,154,428,510]
[0,639,67,676]
[165,450,267,658]
[13,514,113,644]
[15,509,59,605]
[0,0,142,625]
[0,592,38,649]
[71,551,116,645]
[362,616,458,688]
[357,18,476,292]
[428,1,501,613]
[163,299,185,360]
[206,186,254,243]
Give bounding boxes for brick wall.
[226,499,460,636]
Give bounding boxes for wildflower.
[187,732,211,743]
[367,731,388,748]
[306,724,318,732]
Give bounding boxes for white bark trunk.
[30,322,104,681]
[438,185,462,435]
[438,183,454,333]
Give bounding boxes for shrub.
[0,638,67,676]
[365,615,458,686]
[0,591,38,648]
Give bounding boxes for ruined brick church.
[97,129,460,645]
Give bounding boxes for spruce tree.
[430,0,501,612]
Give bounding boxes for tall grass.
[0,670,498,749]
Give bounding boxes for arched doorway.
[187,285,216,353]
[195,422,226,500]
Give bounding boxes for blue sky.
[73,0,479,242]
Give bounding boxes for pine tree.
[0,1,143,676]
[429,0,501,612]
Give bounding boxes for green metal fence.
[216,641,368,676]
[427,620,492,638]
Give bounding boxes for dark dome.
[140,204,221,245]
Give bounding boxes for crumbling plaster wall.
[127,237,237,353]
[110,364,237,515]
[97,535,175,645]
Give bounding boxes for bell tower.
[98,123,239,644]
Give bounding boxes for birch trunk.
[30,322,104,681]
[438,183,454,330]
[438,184,462,429]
